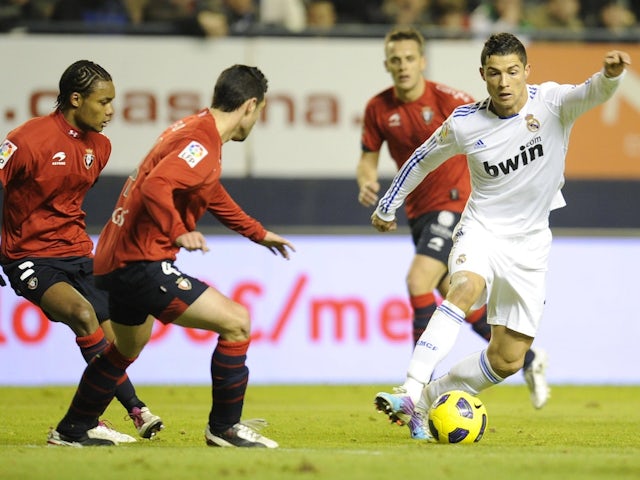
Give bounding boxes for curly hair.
[56,60,112,111]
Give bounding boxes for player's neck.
[395,79,425,103]
[488,95,528,118]
[210,109,240,143]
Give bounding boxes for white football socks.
[400,300,466,404]
[418,349,504,410]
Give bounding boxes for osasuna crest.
[176,277,192,290]
[27,276,38,290]
[84,149,95,168]
[422,107,434,124]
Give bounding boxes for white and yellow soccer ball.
[427,390,488,444]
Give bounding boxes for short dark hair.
[56,60,112,111]
[211,65,268,112]
[384,27,425,54]
[480,33,527,67]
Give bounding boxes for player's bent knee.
[487,351,524,378]
[220,303,251,341]
[447,274,484,312]
[66,303,99,336]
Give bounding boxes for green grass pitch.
[1,385,639,480]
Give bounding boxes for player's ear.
[244,97,257,115]
[70,92,82,108]
[478,67,485,81]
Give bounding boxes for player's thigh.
[173,286,250,339]
[407,254,448,293]
[100,319,115,342]
[112,315,155,358]
[40,281,94,318]
[40,282,99,335]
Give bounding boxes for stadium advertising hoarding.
[0,235,637,386]
[0,36,638,179]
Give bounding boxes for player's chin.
[231,132,249,142]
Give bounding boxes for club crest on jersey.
[84,149,95,168]
[178,141,208,168]
[0,139,17,169]
[525,114,540,132]
[422,107,434,124]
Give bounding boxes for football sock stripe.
[209,339,250,433]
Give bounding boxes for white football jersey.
[377,70,625,235]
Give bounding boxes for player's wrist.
[374,208,396,222]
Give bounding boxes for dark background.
[77,175,639,232]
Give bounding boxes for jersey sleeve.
[0,133,27,187]
[376,117,462,221]
[207,184,267,242]
[550,70,625,126]
[361,99,383,153]
[138,151,204,244]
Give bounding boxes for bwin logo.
[483,141,544,177]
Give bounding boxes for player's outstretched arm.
[603,50,631,78]
[259,231,296,260]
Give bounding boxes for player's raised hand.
[371,211,397,232]
[176,231,210,252]
[260,231,296,260]
[603,50,631,78]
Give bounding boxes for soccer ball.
[427,390,488,444]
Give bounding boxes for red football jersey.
[361,80,473,219]
[94,109,266,275]
[0,111,110,261]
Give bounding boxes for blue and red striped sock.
[410,292,438,346]
[57,343,136,438]
[208,339,250,433]
[76,329,143,412]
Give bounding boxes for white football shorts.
[448,223,552,337]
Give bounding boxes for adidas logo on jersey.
[473,139,486,150]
